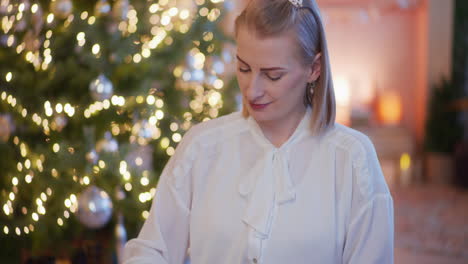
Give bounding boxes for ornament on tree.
[50,0,73,19]
[51,114,68,132]
[125,144,153,171]
[94,0,111,17]
[205,74,218,87]
[0,35,12,47]
[0,114,13,143]
[106,22,119,34]
[89,74,114,101]
[23,30,41,52]
[76,185,113,229]
[85,149,99,164]
[134,120,160,142]
[112,0,130,21]
[206,56,225,75]
[96,131,119,153]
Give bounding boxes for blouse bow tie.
[238,107,312,239]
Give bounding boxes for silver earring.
[308,81,316,95]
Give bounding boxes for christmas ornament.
[50,0,73,19]
[76,185,113,229]
[205,74,218,86]
[185,53,196,70]
[94,0,111,17]
[125,145,153,171]
[191,69,205,82]
[52,114,68,132]
[85,149,99,164]
[23,30,41,52]
[112,0,130,21]
[0,114,13,142]
[132,120,160,144]
[89,74,113,101]
[207,56,224,75]
[106,22,119,34]
[0,35,11,47]
[96,131,119,153]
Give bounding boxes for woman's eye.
[266,74,282,81]
[238,68,250,73]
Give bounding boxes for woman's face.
[236,26,318,126]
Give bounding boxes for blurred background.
[0,0,466,263]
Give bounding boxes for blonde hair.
[235,0,336,135]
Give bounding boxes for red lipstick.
[249,102,271,110]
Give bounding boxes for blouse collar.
[245,105,313,151]
[239,106,313,239]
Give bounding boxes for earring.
[308,81,316,95]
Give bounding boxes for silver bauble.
[125,145,153,171]
[136,121,159,141]
[191,69,205,82]
[96,131,119,153]
[112,0,130,21]
[85,149,99,164]
[52,114,68,132]
[23,31,40,52]
[76,185,113,229]
[89,74,113,101]
[50,0,73,19]
[206,56,224,75]
[94,0,111,17]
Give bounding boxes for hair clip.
[288,0,303,8]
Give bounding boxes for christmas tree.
[0,0,238,262]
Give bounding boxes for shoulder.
[323,123,390,199]
[183,111,246,146]
[175,111,246,155]
[324,123,377,159]
[166,111,246,189]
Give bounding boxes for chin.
[247,107,278,124]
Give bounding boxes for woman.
[123,0,394,263]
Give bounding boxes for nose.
[244,74,264,101]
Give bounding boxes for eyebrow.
[236,55,286,71]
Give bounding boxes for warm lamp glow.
[334,76,351,125]
[378,91,402,125]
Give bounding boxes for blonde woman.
[123,0,394,263]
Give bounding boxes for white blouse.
[123,106,394,264]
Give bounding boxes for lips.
[249,102,271,110]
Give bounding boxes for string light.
[142,210,149,219]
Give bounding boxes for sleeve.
[342,135,395,264]
[123,128,197,264]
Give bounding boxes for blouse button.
[253,258,258,263]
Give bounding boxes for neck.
[257,106,307,148]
